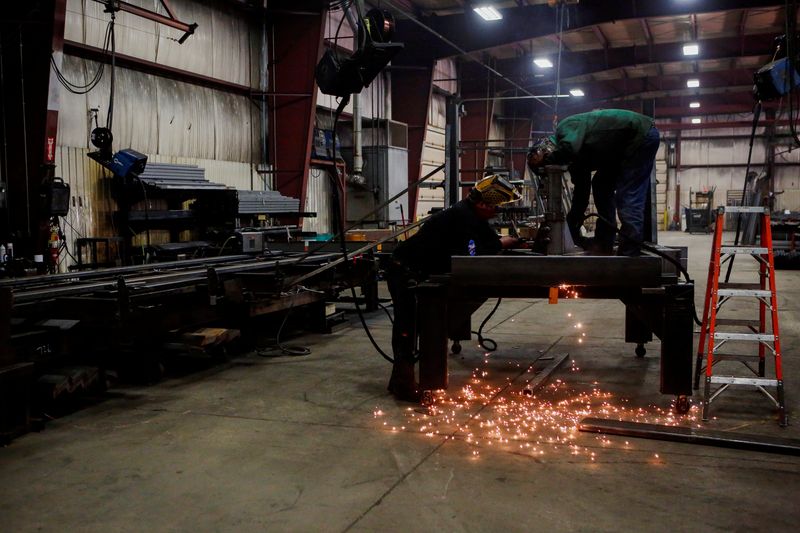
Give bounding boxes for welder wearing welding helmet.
[384,174,522,402]
[527,109,660,256]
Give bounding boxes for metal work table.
[415,251,695,413]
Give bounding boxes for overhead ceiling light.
[534,58,554,68]
[689,102,701,108]
[687,79,700,88]
[569,88,585,97]
[473,6,503,21]
[683,43,700,56]
[691,118,702,124]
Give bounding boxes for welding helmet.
[527,136,557,172]
[469,174,522,207]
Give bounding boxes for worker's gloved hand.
[500,236,523,249]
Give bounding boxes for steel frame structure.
[415,253,695,410]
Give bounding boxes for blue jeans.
[593,126,660,255]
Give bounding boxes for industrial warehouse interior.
[1,0,800,530]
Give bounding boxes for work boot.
[585,238,613,255]
[387,359,421,402]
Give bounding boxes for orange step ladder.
[694,206,787,426]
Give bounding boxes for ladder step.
[714,318,761,327]
[722,206,768,214]
[719,282,761,290]
[717,288,772,297]
[712,332,775,341]
[709,376,779,387]
[712,353,763,362]
[720,246,769,255]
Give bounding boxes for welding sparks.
[372,352,698,465]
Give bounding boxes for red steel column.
[459,62,495,197]
[505,118,532,181]
[268,9,325,225]
[44,0,67,175]
[391,64,434,221]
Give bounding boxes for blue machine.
[754,57,800,101]
[87,148,147,178]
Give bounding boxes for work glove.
[500,236,522,249]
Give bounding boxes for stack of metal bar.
[237,189,301,214]
[137,163,230,191]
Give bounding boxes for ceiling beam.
[489,33,774,89]
[592,25,608,48]
[559,67,757,102]
[739,8,750,54]
[393,0,782,59]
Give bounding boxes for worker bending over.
[385,175,522,401]
[527,109,660,256]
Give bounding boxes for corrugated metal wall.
[416,61,457,217]
[65,0,259,87]
[658,113,800,228]
[417,93,447,216]
[302,168,334,237]
[55,0,267,268]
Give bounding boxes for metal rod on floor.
[579,418,800,456]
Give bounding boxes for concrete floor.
[1,232,799,532]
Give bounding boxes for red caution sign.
[46,137,55,163]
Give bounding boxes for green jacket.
[549,109,654,168]
[550,109,655,241]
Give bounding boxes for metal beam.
[450,255,664,288]
[268,8,324,225]
[494,34,775,91]
[392,62,434,220]
[93,0,197,43]
[459,60,499,187]
[402,0,781,59]
[555,68,758,106]
[63,41,252,96]
[579,418,800,456]
[739,8,750,54]
[657,118,792,131]
[592,25,608,49]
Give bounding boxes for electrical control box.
[239,231,264,254]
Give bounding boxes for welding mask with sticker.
[469,174,522,207]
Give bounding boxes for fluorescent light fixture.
[689,102,701,108]
[534,58,554,68]
[569,88,585,97]
[683,43,699,56]
[473,6,503,21]
[691,118,702,124]
[687,79,700,88]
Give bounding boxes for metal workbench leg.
[625,304,653,358]
[417,283,449,391]
[660,283,695,397]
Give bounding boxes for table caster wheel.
[421,390,435,406]
[675,395,691,415]
[451,341,462,355]
[635,344,646,358]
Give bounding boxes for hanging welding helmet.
[470,174,522,207]
[527,136,557,173]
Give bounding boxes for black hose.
[472,298,501,352]
[330,96,395,364]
